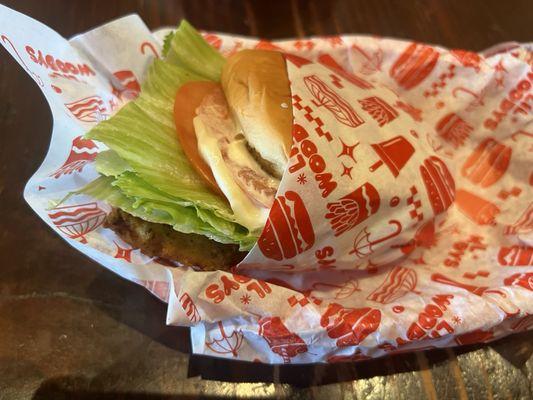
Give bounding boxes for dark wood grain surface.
[1,0,532,398]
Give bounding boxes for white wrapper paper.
[1,4,532,364]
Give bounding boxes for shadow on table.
[27,329,533,398]
[81,267,532,388]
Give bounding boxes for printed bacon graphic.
[390,43,439,90]
[326,182,380,236]
[436,113,473,149]
[258,317,307,363]
[65,95,107,123]
[320,303,381,347]
[303,75,364,128]
[48,202,106,243]
[498,245,532,266]
[358,96,399,127]
[461,138,512,187]
[367,266,417,304]
[50,136,98,178]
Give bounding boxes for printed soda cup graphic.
[258,317,307,363]
[320,303,381,347]
[48,202,107,243]
[369,135,414,177]
[461,138,512,187]
[112,70,141,100]
[258,191,315,260]
[50,136,98,178]
[389,43,440,89]
[326,182,381,237]
[419,156,455,214]
[303,74,364,127]
[455,189,500,225]
[504,273,533,291]
[366,266,417,304]
[498,245,532,266]
[435,112,473,148]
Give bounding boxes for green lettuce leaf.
[95,150,132,176]
[77,20,258,251]
[76,176,255,249]
[164,20,225,81]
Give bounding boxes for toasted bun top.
[221,50,292,179]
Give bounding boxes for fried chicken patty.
[105,208,246,271]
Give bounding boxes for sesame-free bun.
[221,50,293,179]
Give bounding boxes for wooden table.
[1,0,532,398]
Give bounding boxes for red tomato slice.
[174,81,225,197]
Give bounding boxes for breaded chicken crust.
[105,208,246,271]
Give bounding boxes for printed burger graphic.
[258,191,315,260]
[389,43,440,90]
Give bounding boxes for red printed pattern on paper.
[48,202,106,243]
[321,303,381,346]
[390,43,439,90]
[65,95,108,123]
[303,75,365,128]
[358,96,399,127]
[258,317,307,363]
[288,123,338,198]
[50,136,98,178]
[205,274,272,304]
[258,191,315,261]
[397,294,454,345]
[367,266,417,304]
[461,138,512,187]
[326,183,380,236]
